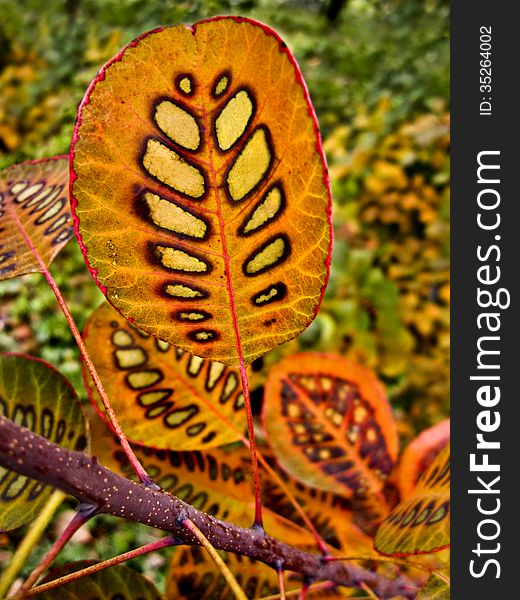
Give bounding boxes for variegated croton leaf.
[0,353,88,531]
[375,444,450,556]
[70,17,332,366]
[0,156,73,281]
[83,302,246,450]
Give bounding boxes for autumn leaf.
[0,156,73,281]
[375,444,449,556]
[0,353,87,531]
[70,17,332,366]
[396,419,449,499]
[83,302,246,450]
[263,352,398,525]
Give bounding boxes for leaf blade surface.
[0,157,73,281]
[71,17,332,366]
[0,353,87,531]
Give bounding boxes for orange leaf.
[0,157,73,280]
[375,444,450,557]
[397,419,449,499]
[71,17,332,366]
[83,302,246,450]
[263,353,398,520]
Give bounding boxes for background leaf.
[0,353,88,531]
[263,352,398,521]
[71,17,332,366]
[83,302,246,450]
[37,563,161,600]
[396,419,449,499]
[166,546,352,599]
[375,444,450,557]
[0,157,73,281]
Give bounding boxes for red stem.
[6,198,152,487]
[199,72,263,529]
[23,536,177,597]
[17,505,96,596]
[42,267,154,487]
[238,361,263,528]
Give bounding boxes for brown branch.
[0,416,417,599]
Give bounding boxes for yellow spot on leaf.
[214,75,229,96]
[164,284,204,298]
[288,404,301,418]
[143,139,205,198]
[215,90,254,151]
[112,330,134,347]
[35,200,63,224]
[179,312,207,321]
[254,287,279,304]
[154,101,200,150]
[194,331,214,341]
[144,192,207,239]
[243,186,283,234]
[139,390,171,406]
[156,246,207,272]
[178,76,192,94]
[10,182,28,195]
[354,406,367,423]
[188,355,204,376]
[127,370,161,389]
[227,128,271,201]
[245,237,286,274]
[165,408,196,427]
[221,373,238,402]
[206,362,225,389]
[366,428,377,442]
[15,183,44,203]
[115,348,147,368]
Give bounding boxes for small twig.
[238,360,263,529]
[42,266,154,487]
[183,518,247,600]
[277,562,286,600]
[21,535,178,597]
[15,503,98,597]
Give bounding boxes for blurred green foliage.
[0,0,448,589]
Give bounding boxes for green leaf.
[83,302,246,450]
[374,444,450,556]
[0,353,88,531]
[37,563,161,600]
[0,157,73,281]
